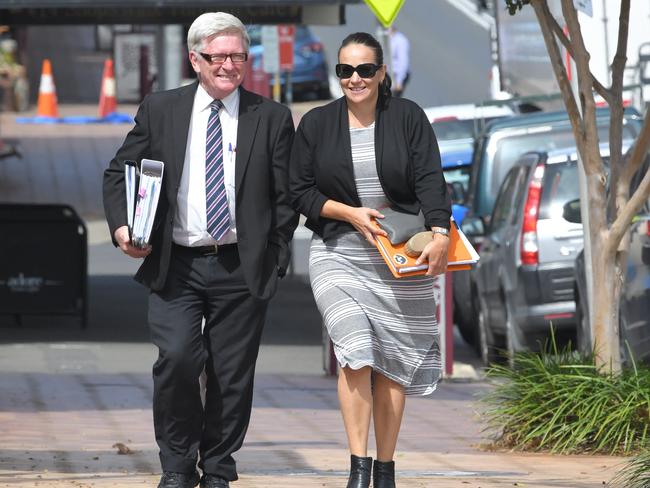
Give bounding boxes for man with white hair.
[103,12,298,488]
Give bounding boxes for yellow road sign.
[363,0,405,28]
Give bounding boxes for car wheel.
[478,298,499,366]
[455,296,476,346]
[619,310,631,367]
[503,296,527,365]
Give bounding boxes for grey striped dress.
[309,124,441,395]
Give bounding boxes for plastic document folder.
[124,158,164,248]
[374,219,479,279]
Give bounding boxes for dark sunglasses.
[198,52,248,64]
[335,63,381,79]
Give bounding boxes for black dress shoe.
[373,459,396,488]
[157,471,200,488]
[346,454,372,488]
[200,474,230,488]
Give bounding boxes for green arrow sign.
[364,0,405,28]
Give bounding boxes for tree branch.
[560,0,600,172]
[607,0,631,223]
[608,164,650,256]
[621,108,650,183]
[530,0,584,151]
[546,10,610,101]
[610,0,630,96]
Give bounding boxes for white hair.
[187,12,250,53]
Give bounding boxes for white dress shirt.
[390,30,410,86]
[173,84,239,246]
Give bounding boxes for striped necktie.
[205,99,230,241]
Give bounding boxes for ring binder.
[124,158,164,248]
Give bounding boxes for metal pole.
[571,54,595,345]
[273,72,281,103]
[161,25,182,90]
[602,0,610,82]
[376,23,393,82]
[286,71,293,105]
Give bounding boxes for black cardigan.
[289,96,451,240]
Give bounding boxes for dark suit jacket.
[103,82,298,300]
[289,96,451,241]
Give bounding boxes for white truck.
[494,0,650,110]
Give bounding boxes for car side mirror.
[461,215,485,237]
[563,199,582,224]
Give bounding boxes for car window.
[539,160,579,220]
[443,166,471,193]
[432,116,502,142]
[509,165,530,226]
[247,25,310,46]
[490,167,521,231]
[476,122,638,217]
[432,120,475,141]
[247,25,261,45]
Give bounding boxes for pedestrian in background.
[290,32,450,488]
[388,26,410,98]
[103,12,297,488]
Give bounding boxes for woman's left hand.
[415,235,449,276]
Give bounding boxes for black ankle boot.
[373,459,396,488]
[346,454,372,488]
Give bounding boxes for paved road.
[312,1,493,108]
[18,2,493,109]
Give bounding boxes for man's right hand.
[114,225,152,258]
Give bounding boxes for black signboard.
[0,204,87,327]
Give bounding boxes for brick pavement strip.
[0,369,626,488]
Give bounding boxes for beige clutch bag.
[404,231,433,258]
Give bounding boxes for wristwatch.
[431,227,450,237]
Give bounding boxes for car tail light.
[646,220,650,236]
[520,163,545,266]
[432,116,459,123]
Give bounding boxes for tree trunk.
[531,0,625,373]
[589,230,621,372]
[584,147,622,373]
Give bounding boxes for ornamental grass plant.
[608,450,650,487]
[480,339,650,455]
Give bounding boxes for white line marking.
[444,0,494,30]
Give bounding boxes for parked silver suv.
[474,149,586,363]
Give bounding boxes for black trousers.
[148,244,268,481]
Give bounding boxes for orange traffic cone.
[98,58,117,118]
[36,59,59,118]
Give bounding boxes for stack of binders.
[125,158,164,248]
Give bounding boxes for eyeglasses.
[198,52,248,64]
[335,63,381,79]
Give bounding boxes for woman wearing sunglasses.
[290,32,450,488]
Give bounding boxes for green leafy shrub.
[480,342,650,454]
[608,450,650,487]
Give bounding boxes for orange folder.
[374,219,479,279]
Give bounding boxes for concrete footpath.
[0,105,630,487]
[0,349,626,488]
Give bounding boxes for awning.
[0,0,360,24]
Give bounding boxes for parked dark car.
[453,108,643,351]
[572,154,650,364]
[248,25,330,101]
